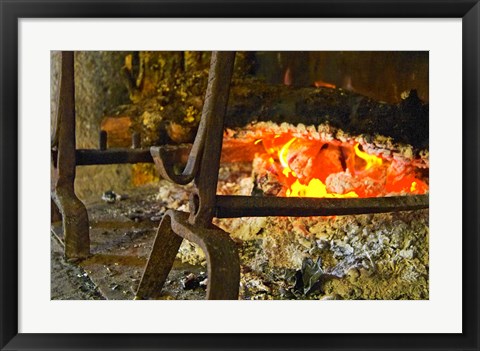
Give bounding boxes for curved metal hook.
[150,119,206,185]
[150,51,235,186]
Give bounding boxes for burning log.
[226,80,428,149]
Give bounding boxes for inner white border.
[19,19,462,333]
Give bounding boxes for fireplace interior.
[51,51,429,300]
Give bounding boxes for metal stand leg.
[135,212,183,299]
[136,210,240,300]
[51,51,90,260]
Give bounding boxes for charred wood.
[105,80,428,150]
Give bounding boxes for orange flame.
[314,80,336,89]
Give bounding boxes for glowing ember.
[254,133,428,198]
[314,80,336,89]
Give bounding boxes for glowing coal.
[221,122,429,198]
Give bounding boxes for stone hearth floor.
[51,184,207,300]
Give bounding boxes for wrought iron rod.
[214,194,429,218]
[76,149,154,165]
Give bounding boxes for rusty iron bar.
[99,130,107,150]
[76,143,194,165]
[131,132,141,149]
[136,210,240,300]
[51,51,90,260]
[76,148,154,165]
[214,194,429,218]
[189,51,235,226]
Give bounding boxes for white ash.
[177,241,206,266]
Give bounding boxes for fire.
[276,137,359,198]
[256,134,428,199]
[287,178,358,198]
[278,138,297,177]
[354,143,382,170]
[314,80,336,89]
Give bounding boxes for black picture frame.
[1,1,479,350]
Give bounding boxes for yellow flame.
[410,181,417,192]
[287,179,358,198]
[278,138,297,177]
[354,143,383,170]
